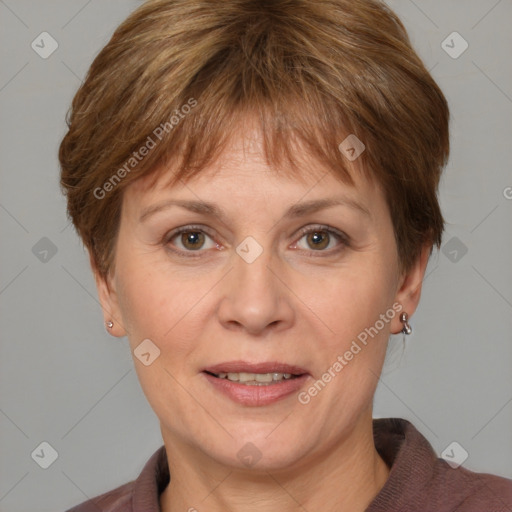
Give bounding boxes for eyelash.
[163,224,350,259]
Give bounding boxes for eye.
[165,225,219,255]
[163,224,349,258]
[293,225,349,254]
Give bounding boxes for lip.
[202,361,311,407]
[203,372,310,406]
[202,361,309,375]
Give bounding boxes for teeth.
[255,373,273,383]
[214,372,296,384]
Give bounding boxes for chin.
[206,429,314,472]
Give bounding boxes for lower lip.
[202,372,309,406]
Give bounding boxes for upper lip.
[203,361,309,375]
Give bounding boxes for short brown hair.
[59,0,449,278]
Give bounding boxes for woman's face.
[95,128,428,471]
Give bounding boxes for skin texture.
[92,126,431,511]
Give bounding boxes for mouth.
[204,370,302,385]
[202,361,309,385]
[201,361,310,406]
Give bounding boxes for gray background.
[0,1,511,510]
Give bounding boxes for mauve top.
[65,418,512,512]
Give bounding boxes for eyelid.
[163,224,215,243]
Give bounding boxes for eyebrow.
[138,196,371,223]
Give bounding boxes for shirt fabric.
[66,417,512,512]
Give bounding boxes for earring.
[106,320,114,330]
[400,312,412,335]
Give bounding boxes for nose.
[216,241,295,336]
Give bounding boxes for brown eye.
[293,225,349,254]
[305,230,330,250]
[164,226,218,255]
[179,231,206,250]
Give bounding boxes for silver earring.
[106,320,114,329]
[400,312,412,335]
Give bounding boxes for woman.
[59,0,512,510]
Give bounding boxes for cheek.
[305,259,397,351]
[300,266,397,404]
[114,251,213,359]
[113,257,208,423]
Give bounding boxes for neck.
[160,415,390,512]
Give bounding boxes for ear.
[88,250,127,337]
[391,243,432,335]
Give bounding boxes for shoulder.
[429,462,512,510]
[369,418,512,511]
[63,445,168,512]
[64,481,134,512]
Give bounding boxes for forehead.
[125,124,379,211]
